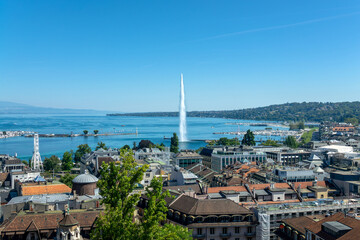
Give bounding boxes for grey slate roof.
[7,193,71,205]
[72,173,98,184]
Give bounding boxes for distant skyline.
[1,1,359,112]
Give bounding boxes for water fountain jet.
[179,73,187,142]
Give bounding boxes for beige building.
[139,194,257,240]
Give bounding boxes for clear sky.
[0,1,359,112]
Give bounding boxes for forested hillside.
[108,102,360,122]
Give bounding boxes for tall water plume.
[179,73,187,142]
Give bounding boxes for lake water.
[0,114,288,159]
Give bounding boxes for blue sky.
[0,1,359,112]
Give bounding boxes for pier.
[24,132,138,138]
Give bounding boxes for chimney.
[298,184,301,192]
[313,180,317,187]
[270,183,275,189]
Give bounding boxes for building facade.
[139,194,257,240]
[212,151,266,173]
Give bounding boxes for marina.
[225,122,288,128]
[213,129,302,138]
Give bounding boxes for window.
[247,226,252,233]
[197,228,202,235]
[222,227,228,234]
[235,227,240,233]
[210,228,215,234]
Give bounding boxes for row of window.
[220,157,266,167]
[196,226,253,235]
[178,159,201,167]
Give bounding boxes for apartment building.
[138,194,257,240]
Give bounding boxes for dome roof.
[72,171,98,184]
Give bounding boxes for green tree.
[74,144,92,163]
[94,129,99,134]
[217,137,240,146]
[284,136,298,148]
[298,122,305,129]
[290,122,305,130]
[60,173,75,188]
[43,155,61,172]
[207,140,216,146]
[91,149,148,239]
[62,151,73,171]
[83,130,89,135]
[170,133,179,153]
[159,143,166,151]
[139,178,192,239]
[22,160,29,166]
[137,140,155,149]
[90,149,191,240]
[195,147,204,153]
[95,141,108,150]
[121,144,131,150]
[151,143,165,151]
[344,117,359,126]
[260,139,280,147]
[241,130,256,146]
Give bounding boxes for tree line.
[109,101,360,123]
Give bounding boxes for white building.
[170,167,198,186]
[211,150,267,172]
[10,170,41,189]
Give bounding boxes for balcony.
[219,233,231,237]
[244,232,256,237]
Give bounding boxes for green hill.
[108,102,360,122]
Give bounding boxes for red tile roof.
[293,181,326,189]
[21,183,71,196]
[243,168,260,178]
[208,186,247,193]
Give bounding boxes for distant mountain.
[0,101,110,114]
[108,102,360,122]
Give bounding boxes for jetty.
[24,132,138,138]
